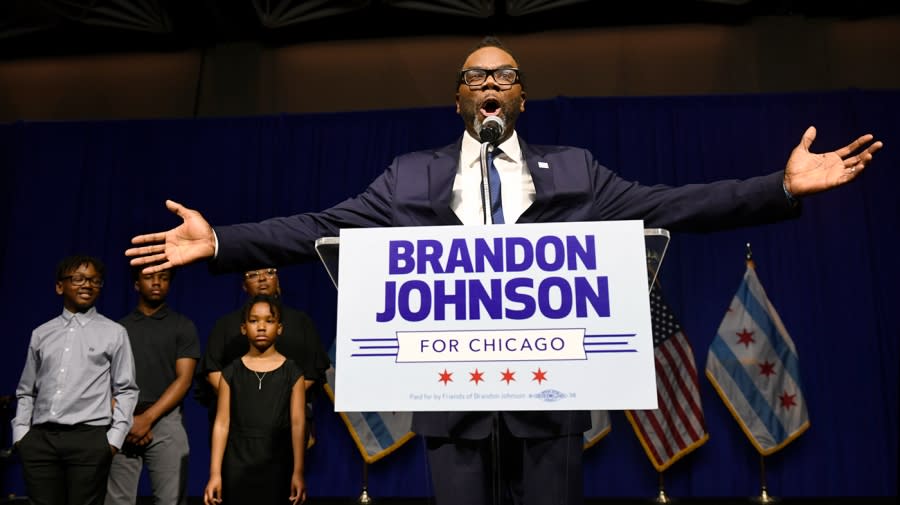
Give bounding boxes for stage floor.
[140,498,895,505]
[3,496,893,505]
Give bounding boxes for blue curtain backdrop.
[1,90,897,499]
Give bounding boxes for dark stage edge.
[136,498,893,505]
[2,497,893,504]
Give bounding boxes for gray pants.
[105,408,189,505]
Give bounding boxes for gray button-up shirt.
[12,306,139,449]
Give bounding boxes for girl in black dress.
[204,294,307,505]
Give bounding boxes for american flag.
[625,283,709,471]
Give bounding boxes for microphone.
[479,115,505,145]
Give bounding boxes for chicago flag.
[705,260,810,455]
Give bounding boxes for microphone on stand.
[479,115,505,145]
[477,114,508,497]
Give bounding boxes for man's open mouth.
[480,98,501,115]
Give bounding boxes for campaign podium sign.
[316,221,668,412]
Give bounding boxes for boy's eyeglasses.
[245,268,277,280]
[61,275,104,287]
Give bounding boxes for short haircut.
[56,255,105,281]
[458,35,527,90]
[130,263,176,282]
[242,293,283,322]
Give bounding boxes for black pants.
[425,420,584,505]
[17,423,113,505]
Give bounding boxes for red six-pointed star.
[438,369,453,385]
[736,328,755,348]
[532,368,548,384]
[469,368,485,385]
[501,368,516,385]
[758,360,776,377]
[779,391,798,409]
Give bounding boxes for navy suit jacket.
[212,135,800,439]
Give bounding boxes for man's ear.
[55,282,64,296]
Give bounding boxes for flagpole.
[710,244,808,503]
[654,471,671,504]
[357,462,373,504]
[747,245,774,504]
[753,454,778,504]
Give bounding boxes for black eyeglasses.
[458,67,521,88]
[245,268,277,280]
[62,275,104,287]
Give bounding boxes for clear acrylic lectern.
[315,228,670,290]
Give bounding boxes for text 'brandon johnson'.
[375,235,611,322]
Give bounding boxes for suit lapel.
[519,140,556,224]
[429,140,463,225]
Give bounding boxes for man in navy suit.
[127,37,881,505]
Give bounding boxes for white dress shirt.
[452,130,536,225]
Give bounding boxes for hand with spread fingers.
[783,126,883,198]
[126,199,217,273]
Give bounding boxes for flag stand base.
[752,488,778,504]
[654,489,671,503]
[357,487,373,504]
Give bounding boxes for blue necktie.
[487,147,505,224]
